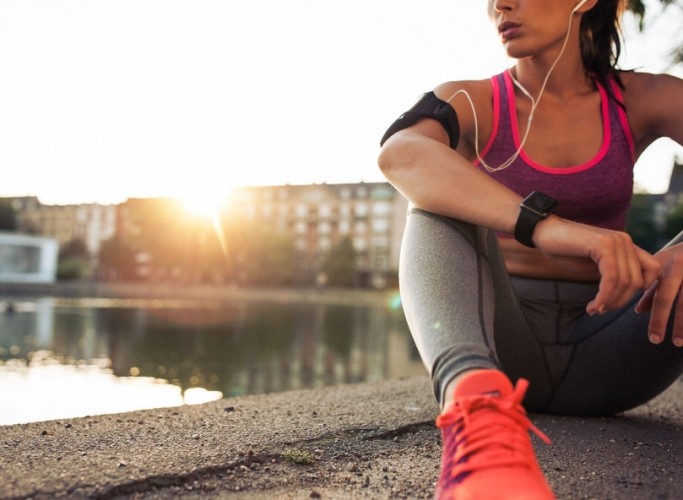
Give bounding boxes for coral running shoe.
[435,369,554,500]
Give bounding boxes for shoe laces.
[436,379,551,480]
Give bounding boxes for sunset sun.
[177,187,233,220]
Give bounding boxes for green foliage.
[233,227,298,286]
[60,238,89,259]
[57,238,91,280]
[625,193,661,253]
[281,448,314,466]
[320,237,357,287]
[628,0,682,65]
[57,258,91,281]
[628,0,680,26]
[665,203,683,240]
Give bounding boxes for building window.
[372,201,391,216]
[353,237,367,251]
[372,219,389,233]
[354,203,368,217]
[372,236,390,248]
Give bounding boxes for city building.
[6,182,409,287]
[0,232,58,283]
[228,182,408,288]
[17,203,117,259]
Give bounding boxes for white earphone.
[447,0,589,172]
[572,0,589,13]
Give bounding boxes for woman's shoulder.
[618,70,683,101]
[429,77,497,154]
[431,78,496,124]
[432,77,495,103]
[617,70,683,148]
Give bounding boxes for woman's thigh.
[545,293,683,415]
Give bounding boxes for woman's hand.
[635,244,683,346]
[533,216,661,316]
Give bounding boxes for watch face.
[523,192,558,215]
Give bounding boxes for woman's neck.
[511,57,593,101]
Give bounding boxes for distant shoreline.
[0,281,399,307]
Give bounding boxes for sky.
[0,0,681,205]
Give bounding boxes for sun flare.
[177,188,232,219]
[176,187,233,258]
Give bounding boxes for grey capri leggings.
[400,208,683,416]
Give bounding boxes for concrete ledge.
[1,376,682,499]
[0,281,396,307]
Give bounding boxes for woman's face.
[487,0,583,59]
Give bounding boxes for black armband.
[379,91,460,149]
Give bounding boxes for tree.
[60,238,89,259]
[233,228,298,286]
[628,1,683,66]
[98,235,138,280]
[665,203,683,240]
[625,193,662,253]
[320,237,357,287]
[57,238,91,280]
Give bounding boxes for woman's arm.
[624,72,683,345]
[378,121,524,234]
[378,82,660,315]
[622,72,683,156]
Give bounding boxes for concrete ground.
[1,376,681,499]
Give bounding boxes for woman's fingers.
[635,280,658,314]
[535,218,661,316]
[645,250,683,345]
[588,232,655,314]
[636,247,661,291]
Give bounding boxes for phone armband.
[380,91,460,149]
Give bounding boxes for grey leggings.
[400,208,683,416]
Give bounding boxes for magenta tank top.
[476,70,636,230]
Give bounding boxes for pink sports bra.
[476,70,636,231]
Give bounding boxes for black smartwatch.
[514,191,558,248]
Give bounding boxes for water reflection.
[0,297,422,425]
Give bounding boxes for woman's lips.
[498,21,521,41]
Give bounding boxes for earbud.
[451,0,592,173]
[572,0,589,13]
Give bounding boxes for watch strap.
[514,207,543,248]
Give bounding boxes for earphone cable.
[446,8,579,173]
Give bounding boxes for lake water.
[0,294,423,425]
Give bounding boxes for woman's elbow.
[377,135,417,180]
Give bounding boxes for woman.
[378,0,683,498]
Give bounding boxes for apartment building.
[228,182,408,288]
[8,182,408,287]
[17,203,117,259]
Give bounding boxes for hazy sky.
[0,0,681,205]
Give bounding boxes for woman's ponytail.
[579,0,626,98]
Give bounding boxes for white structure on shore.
[0,232,59,283]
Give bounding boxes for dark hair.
[579,0,626,95]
